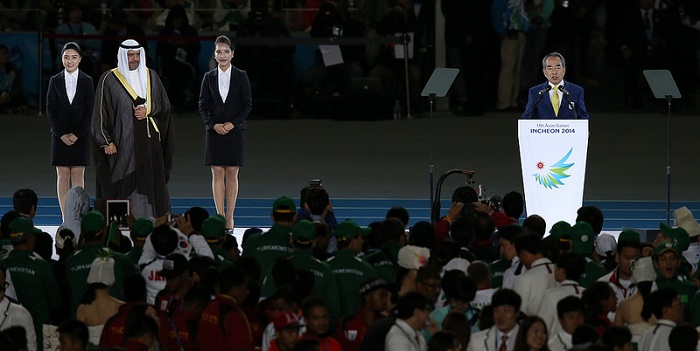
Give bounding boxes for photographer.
[434,186,479,244]
[137,207,214,267]
[473,191,523,230]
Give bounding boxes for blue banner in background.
[2,32,40,105]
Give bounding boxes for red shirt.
[268,339,282,351]
[301,333,343,351]
[160,308,199,351]
[490,212,519,230]
[197,295,254,351]
[100,303,137,348]
[120,339,151,351]
[334,306,380,351]
[435,219,451,244]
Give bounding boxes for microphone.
[529,85,552,118]
[558,85,578,119]
[558,85,570,97]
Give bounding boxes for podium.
[518,120,589,230]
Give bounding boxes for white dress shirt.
[385,318,427,351]
[471,288,496,311]
[502,256,526,290]
[467,325,519,351]
[218,66,231,102]
[0,297,37,351]
[65,69,79,104]
[548,329,572,351]
[513,257,556,315]
[638,319,675,351]
[537,279,585,333]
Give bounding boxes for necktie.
[552,86,560,116]
[499,334,508,351]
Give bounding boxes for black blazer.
[46,70,94,138]
[198,66,252,131]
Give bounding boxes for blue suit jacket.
[521,80,588,119]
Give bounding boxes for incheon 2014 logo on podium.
[534,148,574,189]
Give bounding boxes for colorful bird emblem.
[533,148,574,189]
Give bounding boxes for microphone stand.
[665,94,672,224]
[559,86,577,119]
[529,86,550,119]
[429,93,435,206]
[402,32,411,119]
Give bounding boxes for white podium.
[518,120,589,230]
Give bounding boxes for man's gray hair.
[542,52,566,69]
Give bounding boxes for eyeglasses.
[419,281,441,291]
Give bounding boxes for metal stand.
[402,33,411,119]
[420,68,459,220]
[643,70,681,224]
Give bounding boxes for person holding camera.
[198,35,252,232]
[434,186,479,244]
[473,191,523,230]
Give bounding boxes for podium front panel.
[518,120,589,231]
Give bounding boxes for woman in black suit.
[46,42,94,221]
[198,35,252,230]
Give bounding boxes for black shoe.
[451,104,469,116]
[496,106,517,113]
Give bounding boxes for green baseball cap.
[654,240,680,258]
[201,215,226,242]
[81,210,105,234]
[8,217,41,238]
[571,221,595,255]
[549,221,572,242]
[273,196,296,214]
[618,229,641,243]
[334,219,371,239]
[292,220,316,243]
[130,217,154,239]
[659,222,690,252]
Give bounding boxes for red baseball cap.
[273,310,302,330]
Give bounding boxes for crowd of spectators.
[1,0,699,116]
[2,184,700,351]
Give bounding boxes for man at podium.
[521,52,588,119]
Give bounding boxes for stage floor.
[2,107,699,230]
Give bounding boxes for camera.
[168,213,182,226]
[484,195,502,213]
[252,9,265,25]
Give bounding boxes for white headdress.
[117,39,149,105]
[87,256,116,286]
